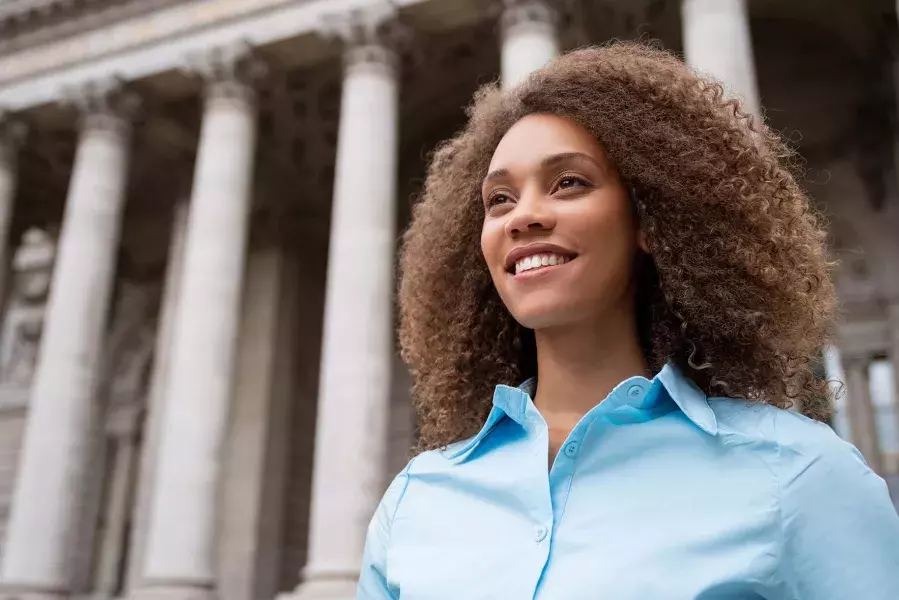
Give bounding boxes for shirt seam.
[388,458,415,532]
[721,420,789,600]
[769,423,789,600]
[383,457,416,591]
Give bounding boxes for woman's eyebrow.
[482,167,510,187]
[482,152,604,188]
[539,151,602,171]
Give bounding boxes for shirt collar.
[443,362,718,462]
[655,362,719,435]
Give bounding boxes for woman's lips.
[513,252,572,275]
[504,242,578,273]
[511,255,576,279]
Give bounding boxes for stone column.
[0,81,138,600]
[292,8,400,600]
[682,0,761,117]
[822,345,852,440]
[219,245,298,600]
[888,302,899,453]
[0,115,26,305]
[843,355,884,474]
[500,0,560,90]
[124,201,189,594]
[130,45,262,600]
[93,413,141,597]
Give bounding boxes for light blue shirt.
[357,364,899,599]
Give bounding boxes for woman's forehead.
[487,114,612,174]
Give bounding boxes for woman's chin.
[511,300,587,331]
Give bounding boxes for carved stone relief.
[0,226,56,407]
[74,277,160,594]
[253,56,341,248]
[100,279,159,424]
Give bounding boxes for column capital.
[500,0,560,37]
[184,42,268,108]
[318,3,408,77]
[61,78,141,137]
[0,112,28,169]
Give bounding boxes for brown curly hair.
[399,42,837,453]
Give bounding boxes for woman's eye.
[557,176,587,190]
[485,193,511,209]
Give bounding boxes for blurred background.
[0,0,896,599]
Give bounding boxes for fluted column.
[0,115,25,305]
[682,0,761,117]
[500,0,560,89]
[131,45,262,600]
[293,8,400,600]
[843,355,884,474]
[0,81,138,600]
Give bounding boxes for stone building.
[0,0,896,599]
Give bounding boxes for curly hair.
[399,42,837,453]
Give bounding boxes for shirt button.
[563,441,580,458]
[534,526,548,542]
[627,384,644,398]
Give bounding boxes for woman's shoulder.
[709,396,875,485]
[716,403,899,597]
[381,445,459,495]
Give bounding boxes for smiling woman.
[480,115,640,337]
[356,43,899,600]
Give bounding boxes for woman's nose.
[505,195,556,237]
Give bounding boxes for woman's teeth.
[514,253,570,275]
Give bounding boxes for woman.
[358,43,899,599]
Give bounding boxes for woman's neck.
[532,304,649,447]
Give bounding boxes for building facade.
[0,0,896,599]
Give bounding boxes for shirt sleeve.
[356,464,412,600]
[779,430,899,599]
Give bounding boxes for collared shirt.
[357,364,899,599]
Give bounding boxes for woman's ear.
[629,186,651,254]
[637,229,650,254]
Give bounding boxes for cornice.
[0,0,186,56]
[0,0,127,26]
[0,0,67,21]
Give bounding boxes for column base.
[279,578,357,600]
[127,584,214,600]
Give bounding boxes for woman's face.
[480,113,644,330]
